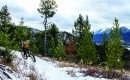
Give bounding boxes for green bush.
[6,50,13,63]
[0,49,13,63]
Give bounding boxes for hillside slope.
[0,50,109,80]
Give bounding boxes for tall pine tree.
[105,18,124,69]
[77,16,97,65]
[0,5,15,63]
[0,5,11,28]
[37,0,57,56]
[74,14,85,38]
[48,23,59,47]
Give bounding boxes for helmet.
[26,40,29,43]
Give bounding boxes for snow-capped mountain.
[94,27,130,35]
[121,26,130,33]
[93,27,130,45]
[104,28,111,34]
[94,29,104,34]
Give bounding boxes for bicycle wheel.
[29,52,36,62]
[21,52,28,59]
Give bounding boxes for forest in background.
[0,0,130,75]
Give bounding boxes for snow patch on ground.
[127,48,130,50]
[11,50,109,80]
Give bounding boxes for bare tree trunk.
[44,16,47,56]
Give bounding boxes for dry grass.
[7,62,18,72]
[77,62,86,69]
[0,56,18,73]
[27,73,37,80]
[37,54,42,57]
[59,62,77,67]
[122,69,130,76]
[59,63,71,67]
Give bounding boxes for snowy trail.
[34,57,75,80]
[13,51,77,80]
[12,50,108,80]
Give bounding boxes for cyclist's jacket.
[22,41,29,48]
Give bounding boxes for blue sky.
[0,0,130,33]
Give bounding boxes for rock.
[0,64,29,80]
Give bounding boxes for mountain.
[93,27,130,45]
[28,28,41,37]
[94,29,104,34]
[28,28,41,34]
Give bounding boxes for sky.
[0,0,130,33]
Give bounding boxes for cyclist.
[22,40,29,55]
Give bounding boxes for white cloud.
[55,0,130,31]
[0,0,130,32]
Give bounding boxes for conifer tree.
[0,5,15,63]
[0,26,15,63]
[19,17,24,26]
[53,36,65,59]
[105,18,124,69]
[0,5,11,28]
[35,31,44,54]
[38,0,57,56]
[48,23,59,47]
[73,14,85,48]
[14,26,29,42]
[77,16,97,65]
[29,37,39,55]
[74,14,85,38]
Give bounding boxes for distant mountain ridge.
[94,27,130,35]
[93,27,130,45]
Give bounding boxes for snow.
[128,48,130,50]
[10,50,109,80]
[94,26,130,35]
[0,64,30,80]
[94,29,104,34]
